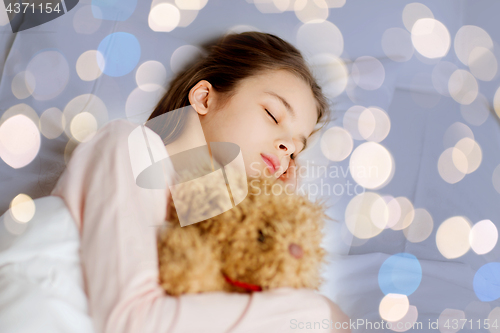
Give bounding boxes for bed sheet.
[0,195,95,333]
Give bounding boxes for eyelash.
[265,109,278,124]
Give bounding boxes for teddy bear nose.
[289,243,303,259]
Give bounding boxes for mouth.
[261,153,280,175]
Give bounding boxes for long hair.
[146,31,331,145]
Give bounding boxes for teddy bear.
[156,161,328,295]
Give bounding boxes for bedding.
[2,0,500,331]
[0,195,95,333]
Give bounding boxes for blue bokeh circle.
[378,253,422,296]
[473,262,500,302]
[97,32,141,77]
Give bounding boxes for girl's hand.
[278,158,298,194]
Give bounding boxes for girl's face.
[189,69,318,184]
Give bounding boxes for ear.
[188,80,213,116]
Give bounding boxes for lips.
[261,153,280,174]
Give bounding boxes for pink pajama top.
[51,119,349,333]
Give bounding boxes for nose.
[276,138,295,156]
[288,243,303,259]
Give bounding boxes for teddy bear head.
[164,159,328,292]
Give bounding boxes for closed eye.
[265,109,278,124]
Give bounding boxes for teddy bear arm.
[158,226,225,295]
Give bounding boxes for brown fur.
[157,163,327,295]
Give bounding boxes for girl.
[51,31,350,332]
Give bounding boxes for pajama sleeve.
[51,118,349,333]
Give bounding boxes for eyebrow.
[264,91,307,153]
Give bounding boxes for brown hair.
[146,31,331,145]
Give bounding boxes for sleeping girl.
[51,31,350,333]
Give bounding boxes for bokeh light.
[488,307,500,333]
[26,50,70,101]
[0,0,10,26]
[454,25,494,67]
[97,32,141,77]
[493,164,500,194]
[63,94,108,140]
[387,305,418,332]
[253,0,288,13]
[76,50,105,81]
[438,147,466,184]
[464,301,492,325]
[320,126,353,162]
[460,93,489,126]
[340,220,369,247]
[381,27,414,62]
[226,24,261,34]
[0,103,39,126]
[358,107,390,142]
[0,113,41,169]
[70,112,98,143]
[73,5,102,34]
[389,197,415,231]
[470,219,498,255]
[294,0,329,24]
[411,18,450,59]
[474,263,500,302]
[11,71,35,100]
[10,193,35,223]
[308,54,348,99]
[436,216,471,259]
[378,253,422,295]
[136,60,168,92]
[170,45,205,74]
[443,122,474,150]
[296,21,344,59]
[453,137,482,174]
[343,105,368,141]
[370,195,391,229]
[448,69,478,105]
[126,86,167,124]
[438,308,465,333]
[3,206,28,235]
[402,2,434,32]
[39,107,65,139]
[403,208,433,243]
[324,0,345,8]
[494,86,500,119]
[351,56,385,90]
[468,46,498,81]
[379,293,410,322]
[175,0,207,10]
[345,192,387,239]
[349,142,395,189]
[149,3,180,32]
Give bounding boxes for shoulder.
[94,118,139,142]
[78,119,149,158]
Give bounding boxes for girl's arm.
[51,119,347,333]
